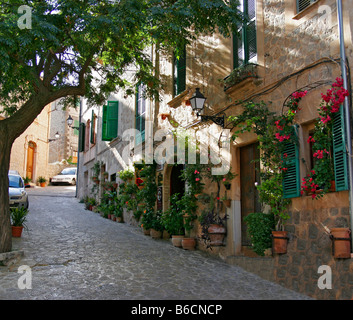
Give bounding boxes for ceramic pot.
[182,237,196,250]
[330,228,351,258]
[12,226,24,238]
[150,229,162,239]
[208,224,226,246]
[271,230,289,254]
[171,235,184,247]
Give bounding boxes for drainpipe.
[337,0,353,251]
[75,97,82,198]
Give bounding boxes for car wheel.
[25,199,29,209]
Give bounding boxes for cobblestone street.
[0,186,312,301]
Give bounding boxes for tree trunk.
[0,124,13,253]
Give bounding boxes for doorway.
[26,141,36,180]
[170,164,185,201]
[240,142,261,246]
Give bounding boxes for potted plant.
[256,176,290,254]
[221,191,231,208]
[161,193,185,247]
[329,228,351,258]
[10,207,28,237]
[150,210,164,239]
[23,176,31,187]
[244,212,275,256]
[37,176,47,187]
[198,195,227,247]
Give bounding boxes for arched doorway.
[26,141,36,180]
[170,164,185,201]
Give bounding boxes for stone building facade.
[6,104,51,184]
[76,0,353,299]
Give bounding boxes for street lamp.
[67,115,80,130]
[48,131,60,142]
[190,88,225,128]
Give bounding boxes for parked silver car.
[9,173,29,209]
[51,167,77,185]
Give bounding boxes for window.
[173,47,186,96]
[233,0,257,68]
[136,84,146,145]
[102,101,119,141]
[296,0,317,14]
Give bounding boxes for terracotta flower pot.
[330,228,351,258]
[223,199,231,208]
[150,229,162,239]
[40,182,46,187]
[271,230,289,254]
[208,224,226,246]
[12,226,24,238]
[142,227,150,235]
[171,235,184,247]
[182,237,196,250]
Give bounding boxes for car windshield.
[9,175,23,188]
[59,168,76,175]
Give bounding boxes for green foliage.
[37,176,47,183]
[243,212,275,256]
[10,207,28,228]
[161,193,184,235]
[118,168,135,182]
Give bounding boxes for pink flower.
[195,178,200,181]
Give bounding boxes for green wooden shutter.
[73,120,79,136]
[135,86,145,145]
[102,102,119,141]
[176,50,186,95]
[107,101,119,139]
[297,0,316,13]
[90,110,95,144]
[78,122,85,152]
[333,106,349,191]
[282,127,300,198]
[102,105,108,141]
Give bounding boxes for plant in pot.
[37,176,47,187]
[256,176,290,254]
[23,176,31,187]
[243,212,275,256]
[150,210,164,239]
[180,192,198,250]
[161,193,185,247]
[10,207,28,237]
[198,194,227,248]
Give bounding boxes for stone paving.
[0,186,312,300]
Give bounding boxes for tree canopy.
[0,0,242,253]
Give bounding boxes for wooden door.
[26,142,36,180]
[240,142,261,246]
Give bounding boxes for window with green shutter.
[233,0,257,68]
[173,48,186,97]
[296,0,317,14]
[332,106,349,191]
[90,110,96,144]
[136,84,146,145]
[102,101,119,141]
[282,127,301,198]
[78,122,85,152]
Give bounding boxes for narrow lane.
[0,186,312,300]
